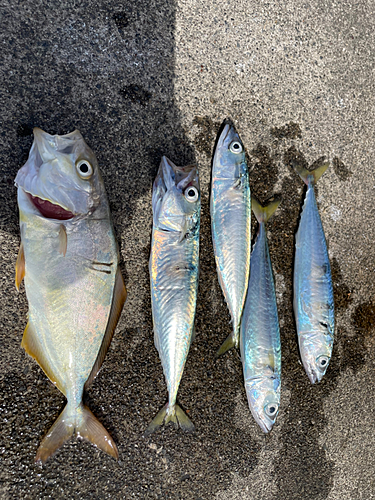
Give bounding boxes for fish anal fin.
[21,321,65,393]
[15,242,25,291]
[84,268,127,389]
[58,225,67,256]
[76,405,119,460]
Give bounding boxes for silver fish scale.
[241,224,281,381]
[294,183,334,382]
[150,226,199,405]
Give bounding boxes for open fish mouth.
[28,193,75,220]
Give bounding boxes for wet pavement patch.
[332,157,352,181]
[120,85,152,106]
[271,122,302,140]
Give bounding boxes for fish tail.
[35,404,118,464]
[291,160,329,185]
[144,403,195,436]
[252,196,281,224]
[216,329,239,356]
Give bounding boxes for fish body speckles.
[240,198,281,432]
[146,156,200,435]
[211,121,251,355]
[292,162,334,383]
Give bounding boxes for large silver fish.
[15,128,126,463]
[240,198,281,433]
[211,121,251,355]
[146,156,200,434]
[293,161,334,383]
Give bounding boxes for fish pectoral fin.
[84,268,127,389]
[58,225,67,256]
[35,404,74,464]
[21,321,65,393]
[15,242,25,291]
[144,403,195,436]
[216,331,239,356]
[76,405,118,460]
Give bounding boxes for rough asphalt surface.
[1,0,374,498]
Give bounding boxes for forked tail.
[144,403,195,436]
[35,403,118,464]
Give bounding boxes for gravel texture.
[1,0,374,498]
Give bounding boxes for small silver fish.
[146,156,200,434]
[292,161,334,383]
[240,197,281,433]
[211,121,251,355]
[15,128,126,463]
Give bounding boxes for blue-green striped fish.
[240,198,281,432]
[211,121,251,355]
[146,156,200,434]
[293,161,334,383]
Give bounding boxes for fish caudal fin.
[35,404,118,464]
[216,331,238,356]
[35,404,74,464]
[252,196,281,224]
[144,403,195,436]
[291,160,329,185]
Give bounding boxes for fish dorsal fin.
[21,321,65,394]
[15,242,25,291]
[85,268,127,389]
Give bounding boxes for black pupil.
[188,189,195,198]
[321,359,327,366]
[233,143,240,149]
[269,407,275,414]
[80,163,89,173]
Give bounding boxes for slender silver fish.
[146,156,200,434]
[15,128,126,463]
[240,198,281,433]
[293,161,334,383]
[211,121,251,355]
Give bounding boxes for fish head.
[152,156,200,237]
[245,375,280,433]
[299,330,333,384]
[15,128,104,220]
[213,121,246,179]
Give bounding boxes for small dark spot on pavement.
[113,12,130,34]
[332,157,352,181]
[120,85,151,106]
[352,300,375,338]
[271,122,302,139]
[331,257,353,311]
[17,123,33,137]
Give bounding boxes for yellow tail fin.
[144,403,195,436]
[35,404,118,464]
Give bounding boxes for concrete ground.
[0,0,374,498]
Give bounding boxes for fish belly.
[150,228,199,405]
[21,209,117,402]
[211,179,251,332]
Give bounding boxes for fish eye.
[264,403,279,418]
[184,186,199,203]
[76,160,93,179]
[229,141,243,154]
[316,355,330,371]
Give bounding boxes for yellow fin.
[216,331,238,356]
[15,242,25,291]
[35,404,118,464]
[291,159,329,185]
[85,268,127,389]
[21,321,65,394]
[144,403,195,436]
[252,196,281,224]
[58,225,67,256]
